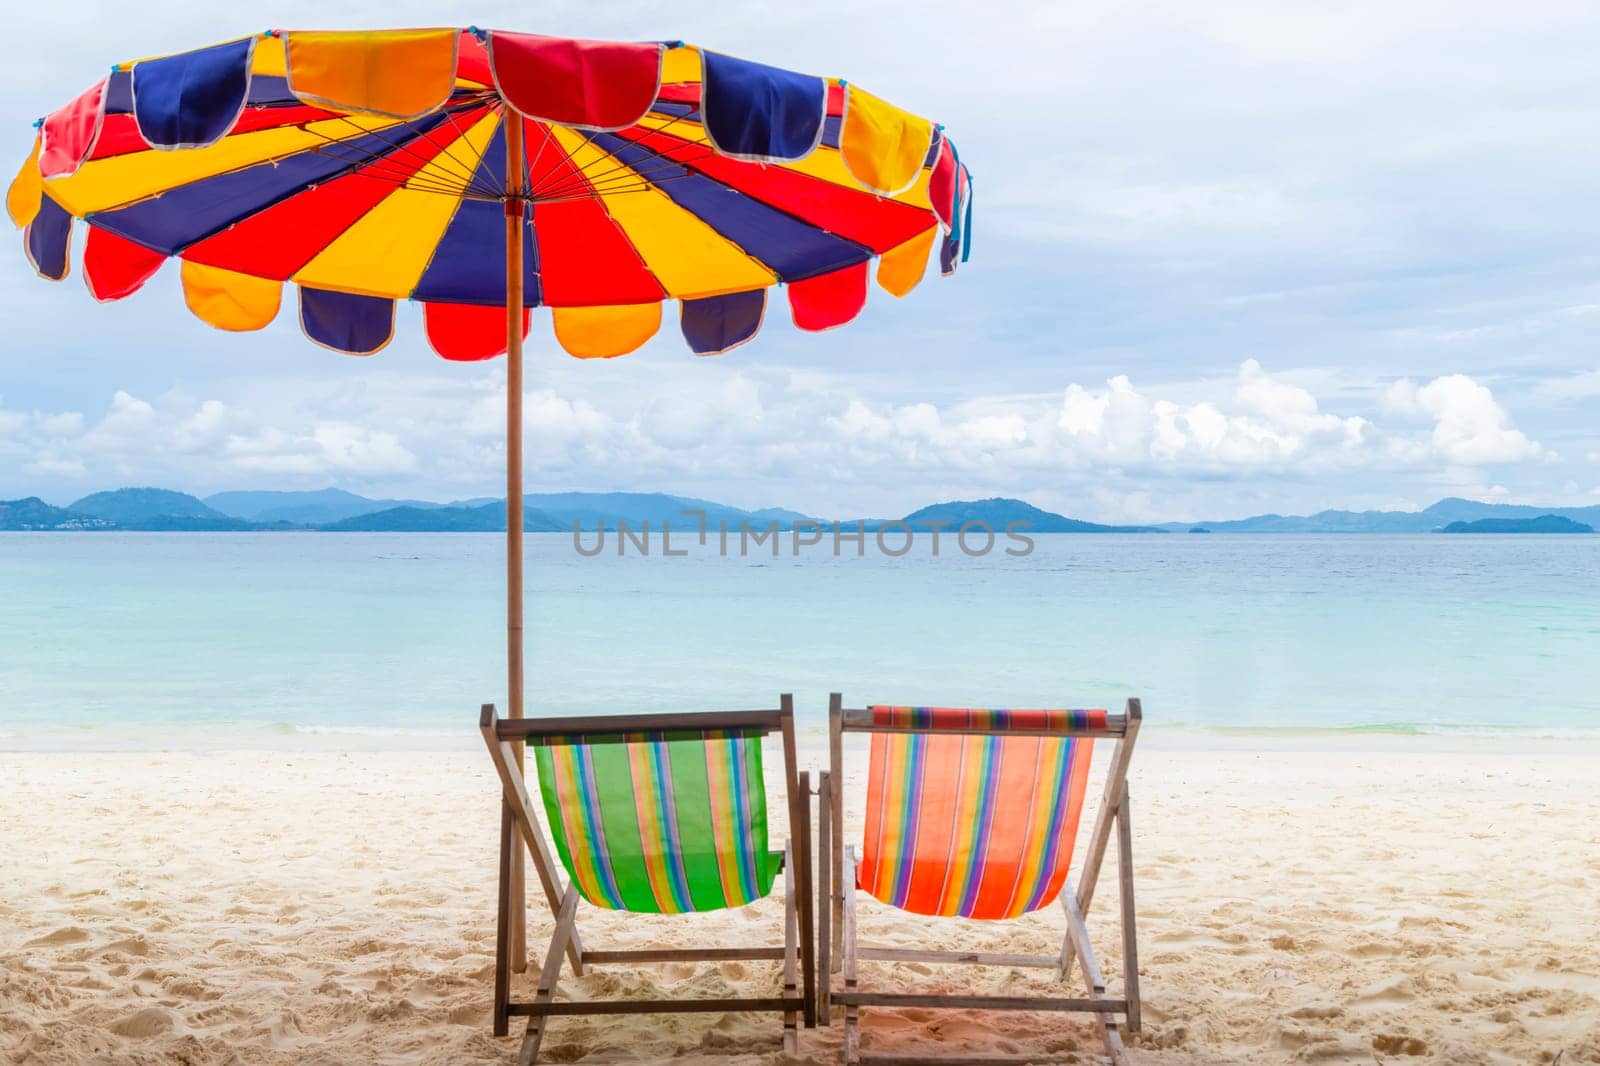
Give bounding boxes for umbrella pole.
[505,114,528,972]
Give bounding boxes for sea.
[2,531,1597,749]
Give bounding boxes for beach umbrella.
[7,24,971,953]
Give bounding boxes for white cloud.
[1382,375,1545,465]
[224,422,420,477]
[3,390,421,487]
[23,457,86,477]
[1053,361,1371,473]
[0,360,1552,518]
[9,356,1548,505]
[34,411,85,437]
[78,390,157,453]
[1531,370,1600,403]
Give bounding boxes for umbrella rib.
[525,110,699,201]
[434,106,503,200]
[533,183,678,205]
[577,165,707,198]
[357,112,483,184]
[527,121,591,203]
[396,113,492,195]
[316,107,499,197]
[523,118,560,199]
[425,101,508,193]
[536,141,716,202]
[533,115,710,200]
[299,119,479,195]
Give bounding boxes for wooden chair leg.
[817,771,832,1026]
[1077,698,1141,918]
[519,884,580,1066]
[1057,897,1076,985]
[494,800,514,1037]
[782,840,799,1056]
[1117,784,1140,1034]
[797,771,816,1029]
[828,694,845,965]
[1064,704,1139,986]
[1061,886,1129,1066]
[841,847,860,1065]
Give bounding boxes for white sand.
[2,744,1599,1065]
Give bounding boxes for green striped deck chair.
[480,698,815,1065]
[822,695,1143,1066]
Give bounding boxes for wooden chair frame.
[820,694,1143,1066]
[481,697,816,1065]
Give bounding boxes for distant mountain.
[1422,497,1600,526]
[1440,515,1594,534]
[63,487,286,530]
[14,486,1600,536]
[321,501,565,532]
[4,487,820,534]
[112,515,290,532]
[746,507,817,526]
[0,497,114,530]
[205,488,445,525]
[320,494,820,534]
[890,498,1161,533]
[69,487,228,524]
[522,491,813,531]
[1154,508,1436,533]
[1159,496,1600,533]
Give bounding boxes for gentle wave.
[1186,721,1600,740]
[0,719,479,753]
[7,718,1600,753]
[281,723,462,738]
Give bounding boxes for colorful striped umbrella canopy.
[8,28,971,358]
[6,26,972,724]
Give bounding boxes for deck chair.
[819,695,1142,1065]
[480,697,816,1065]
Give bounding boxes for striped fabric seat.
[857,708,1101,920]
[533,730,781,914]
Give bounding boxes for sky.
[2,1,1598,522]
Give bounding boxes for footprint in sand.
[108,1005,179,1038]
[1351,975,1418,1006]
[1288,1003,1343,1020]
[1372,1033,1430,1056]
[100,936,151,957]
[23,926,89,947]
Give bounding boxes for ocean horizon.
[3,530,1596,750]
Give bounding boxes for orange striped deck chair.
[820,696,1143,1065]
[480,698,815,1065]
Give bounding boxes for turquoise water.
[1,532,1597,747]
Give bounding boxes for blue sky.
[2,1,1598,522]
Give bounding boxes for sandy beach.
[3,742,1598,1065]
